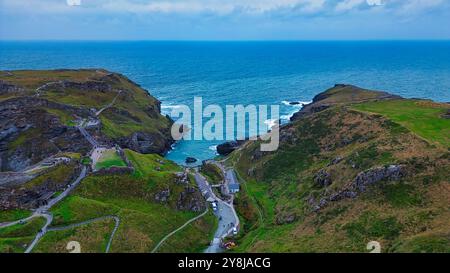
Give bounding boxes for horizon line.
[1,39,450,43]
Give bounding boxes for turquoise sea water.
[1,41,450,164]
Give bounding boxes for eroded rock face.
[312,165,406,212]
[117,131,173,155]
[177,186,207,212]
[0,164,81,210]
[0,97,92,172]
[353,165,405,192]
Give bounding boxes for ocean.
[1,41,449,164]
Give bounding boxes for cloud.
[0,0,447,17]
[66,0,81,6]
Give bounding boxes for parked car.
[232,226,238,235]
[211,202,218,211]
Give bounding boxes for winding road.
[193,166,240,253]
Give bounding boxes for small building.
[228,183,240,194]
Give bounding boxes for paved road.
[25,213,53,253]
[151,209,209,253]
[193,171,240,253]
[40,166,87,213]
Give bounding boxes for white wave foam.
[208,145,218,151]
[280,100,312,121]
[161,104,184,110]
[281,100,312,107]
[264,119,278,129]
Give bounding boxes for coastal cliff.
[0,70,216,253]
[0,69,174,172]
[227,84,450,253]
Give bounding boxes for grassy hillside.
[353,99,450,147]
[34,152,215,253]
[229,85,450,253]
[0,217,47,253]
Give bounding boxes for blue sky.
[1,0,450,40]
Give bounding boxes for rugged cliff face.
[0,70,214,253]
[0,69,174,172]
[228,85,450,253]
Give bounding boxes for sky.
[1,0,450,40]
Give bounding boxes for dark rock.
[352,165,406,192]
[329,156,344,166]
[154,188,170,203]
[311,165,406,212]
[289,101,301,105]
[217,140,246,156]
[117,131,173,156]
[185,157,198,164]
[314,169,332,187]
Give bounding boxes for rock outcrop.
[312,165,406,211]
[217,140,246,156]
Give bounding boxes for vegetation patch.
[353,99,450,147]
[381,182,423,208]
[0,209,32,223]
[0,217,47,238]
[95,149,127,171]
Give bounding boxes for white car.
[232,227,238,235]
[211,202,218,211]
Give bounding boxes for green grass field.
[353,99,450,147]
[0,217,47,253]
[95,149,127,171]
[0,209,32,223]
[33,219,116,253]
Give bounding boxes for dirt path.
[151,208,209,253]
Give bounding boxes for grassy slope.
[95,150,127,171]
[0,210,32,223]
[0,217,47,253]
[33,219,116,253]
[39,151,215,253]
[200,163,224,185]
[353,99,450,147]
[230,89,450,253]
